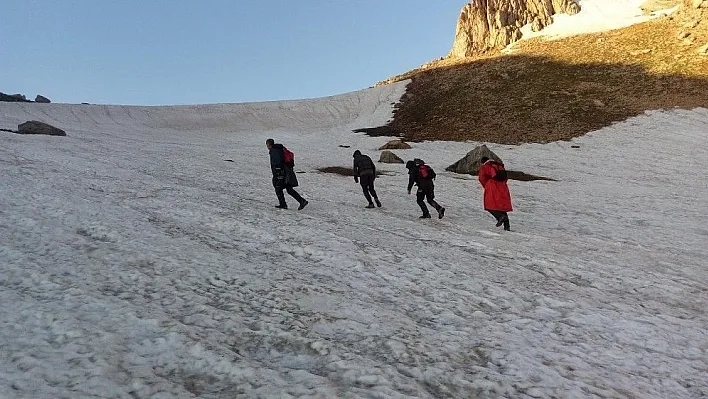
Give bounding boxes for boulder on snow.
[379,150,404,164]
[17,121,66,136]
[35,95,51,103]
[378,139,412,150]
[446,145,503,175]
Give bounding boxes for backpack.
[491,162,508,181]
[419,164,436,180]
[282,147,294,165]
[493,169,508,181]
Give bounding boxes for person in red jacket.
[478,157,512,231]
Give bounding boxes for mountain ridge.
[374,1,707,144]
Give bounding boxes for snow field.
[506,0,680,50]
[1,82,707,397]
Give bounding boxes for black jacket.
[353,154,376,177]
[269,143,286,173]
[408,163,434,192]
[269,143,298,187]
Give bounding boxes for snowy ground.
[1,81,707,398]
[506,0,679,51]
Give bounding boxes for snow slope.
[1,82,707,398]
[509,0,678,48]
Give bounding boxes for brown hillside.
[373,8,708,144]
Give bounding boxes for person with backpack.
[352,150,381,208]
[478,156,512,230]
[266,138,308,210]
[406,158,445,219]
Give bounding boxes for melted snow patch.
[504,0,679,53]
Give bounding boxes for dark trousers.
[359,174,378,204]
[488,210,510,230]
[417,189,441,215]
[276,186,304,207]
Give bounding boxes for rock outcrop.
[641,0,681,13]
[35,95,51,103]
[449,0,581,56]
[379,150,404,164]
[688,0,708,8]
[17,121,66,136]
[698,42,708,55]
[0,92,32,102]
[446,145,503,174]
[378,139,412,150]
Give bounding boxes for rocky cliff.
[448,0,580,57]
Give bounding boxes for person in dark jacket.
[407,159,445,219]
[478,156,512,230]
[266,138,308,210]
[353,150,381,208]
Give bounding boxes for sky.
[0,0,464,105]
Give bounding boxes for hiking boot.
[366,203,375,209]
[375,199,381,208]
[438,207,445,219]
[275,205,287,209]
[297,200,309,210]
[419,213,431,219]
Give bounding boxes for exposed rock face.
[642,0,680,13]
[17,121,66,136]
[379,150,404,163]
[698,42,708,55]
[378,139,412,150]
[449,0,581,56]
[0,92,32,102]
[446,145,503,174]
[35,95,51,103]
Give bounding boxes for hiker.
[353,150,381,208]
[406,158,445,219]
[266,138,308,210]
[478,156,512,230]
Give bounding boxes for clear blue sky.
[1,0,463,105]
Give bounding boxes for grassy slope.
[376,8,708,144]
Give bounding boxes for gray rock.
[446,145,503,175]
[378,139,412,150]
[0,92,31,102]
[17,121,66,136]
[35,95,51,103]
[379,150,404,164]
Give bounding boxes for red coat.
[478,161,513,212]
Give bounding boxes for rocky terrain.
[376,0,708,144]
[0,92,51,103]
[449,0,580,56]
